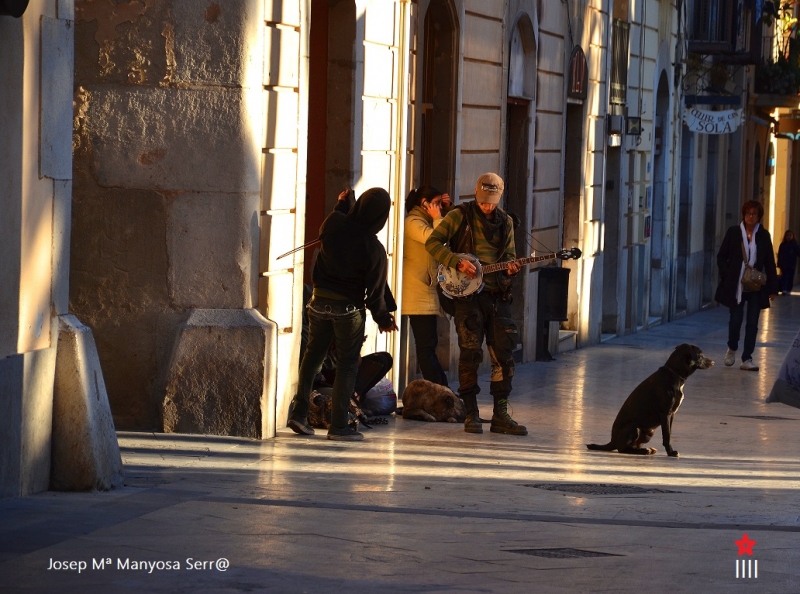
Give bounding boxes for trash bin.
[536,266,570,361]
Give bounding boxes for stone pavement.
[3,297,800,593]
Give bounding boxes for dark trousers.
[293,296,365,431]
[454,293,518,400]
[407,314,448,387]
[728,291,761,362]
[781,267,795,293]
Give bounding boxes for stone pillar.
[71,0,273,433]
[1,2,78,497]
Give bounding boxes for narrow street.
[3,298,800,593]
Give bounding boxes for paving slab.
[3,298,800,592]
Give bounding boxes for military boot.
[461,393,483,434]
[490,398,527,435]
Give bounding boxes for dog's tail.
[586,442,615,451]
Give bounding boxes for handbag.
[741,243,767,292]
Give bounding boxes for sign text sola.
[682,108,743,134]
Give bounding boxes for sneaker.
[740,359,759,371]
[287,417,315,435]
[327,427,364,441]
[724,348,736,367]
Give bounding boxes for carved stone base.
[162,309,277,439]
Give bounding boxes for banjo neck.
[480,253,558,274]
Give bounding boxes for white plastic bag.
[360,378,397,416]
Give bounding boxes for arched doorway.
[504,14,536,360]
[420,0,458,192]
[563,46,587,339]
[403,0,458,384]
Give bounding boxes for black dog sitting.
[587,343,714,457]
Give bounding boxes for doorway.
[676,126,693,314]
[420,0,458,192]
[305,0,356,283]
[504,15,536,359]
[505,99,530,357]
[563,102,584,332]
[410,0,459,382]
[602,147,622,335]
[703,135,719,304]
[753,142,762,202]
[649,72,669,319]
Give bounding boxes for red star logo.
[735,533,757,556]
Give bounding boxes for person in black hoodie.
[288,188,398,440]
[715,200,779,372]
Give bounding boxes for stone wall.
[71,0,270,430]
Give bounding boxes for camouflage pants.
[453,292,518,400]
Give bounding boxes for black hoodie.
[312,188,397,326]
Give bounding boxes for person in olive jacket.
[715,200,779,371]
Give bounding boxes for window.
[688,0,740,54]
[688,0,760,63]
[610,19,630,105]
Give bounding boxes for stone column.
[72,0,276,435]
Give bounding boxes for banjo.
[437,247,582,298]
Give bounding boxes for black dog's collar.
[660,365,687,382]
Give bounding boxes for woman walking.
[715,200,779,372]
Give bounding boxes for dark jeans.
[293,296,365,431]
[728,291,761,362]
[781,267,795,293]
[454,293,518,400]
[407,314,448,387]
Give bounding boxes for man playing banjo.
[425,173,527,435]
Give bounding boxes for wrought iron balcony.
[754,2,800,100]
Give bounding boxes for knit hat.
[475,172,504,204]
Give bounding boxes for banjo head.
[437,253,484,298]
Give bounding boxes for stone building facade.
[9,0,797,497]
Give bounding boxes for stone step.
[557,330,577,353]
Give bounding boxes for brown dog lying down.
[401,379,466,423]
[587,343,714,457]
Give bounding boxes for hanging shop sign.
[682,107,743,134]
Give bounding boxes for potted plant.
[756,1,800,95]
